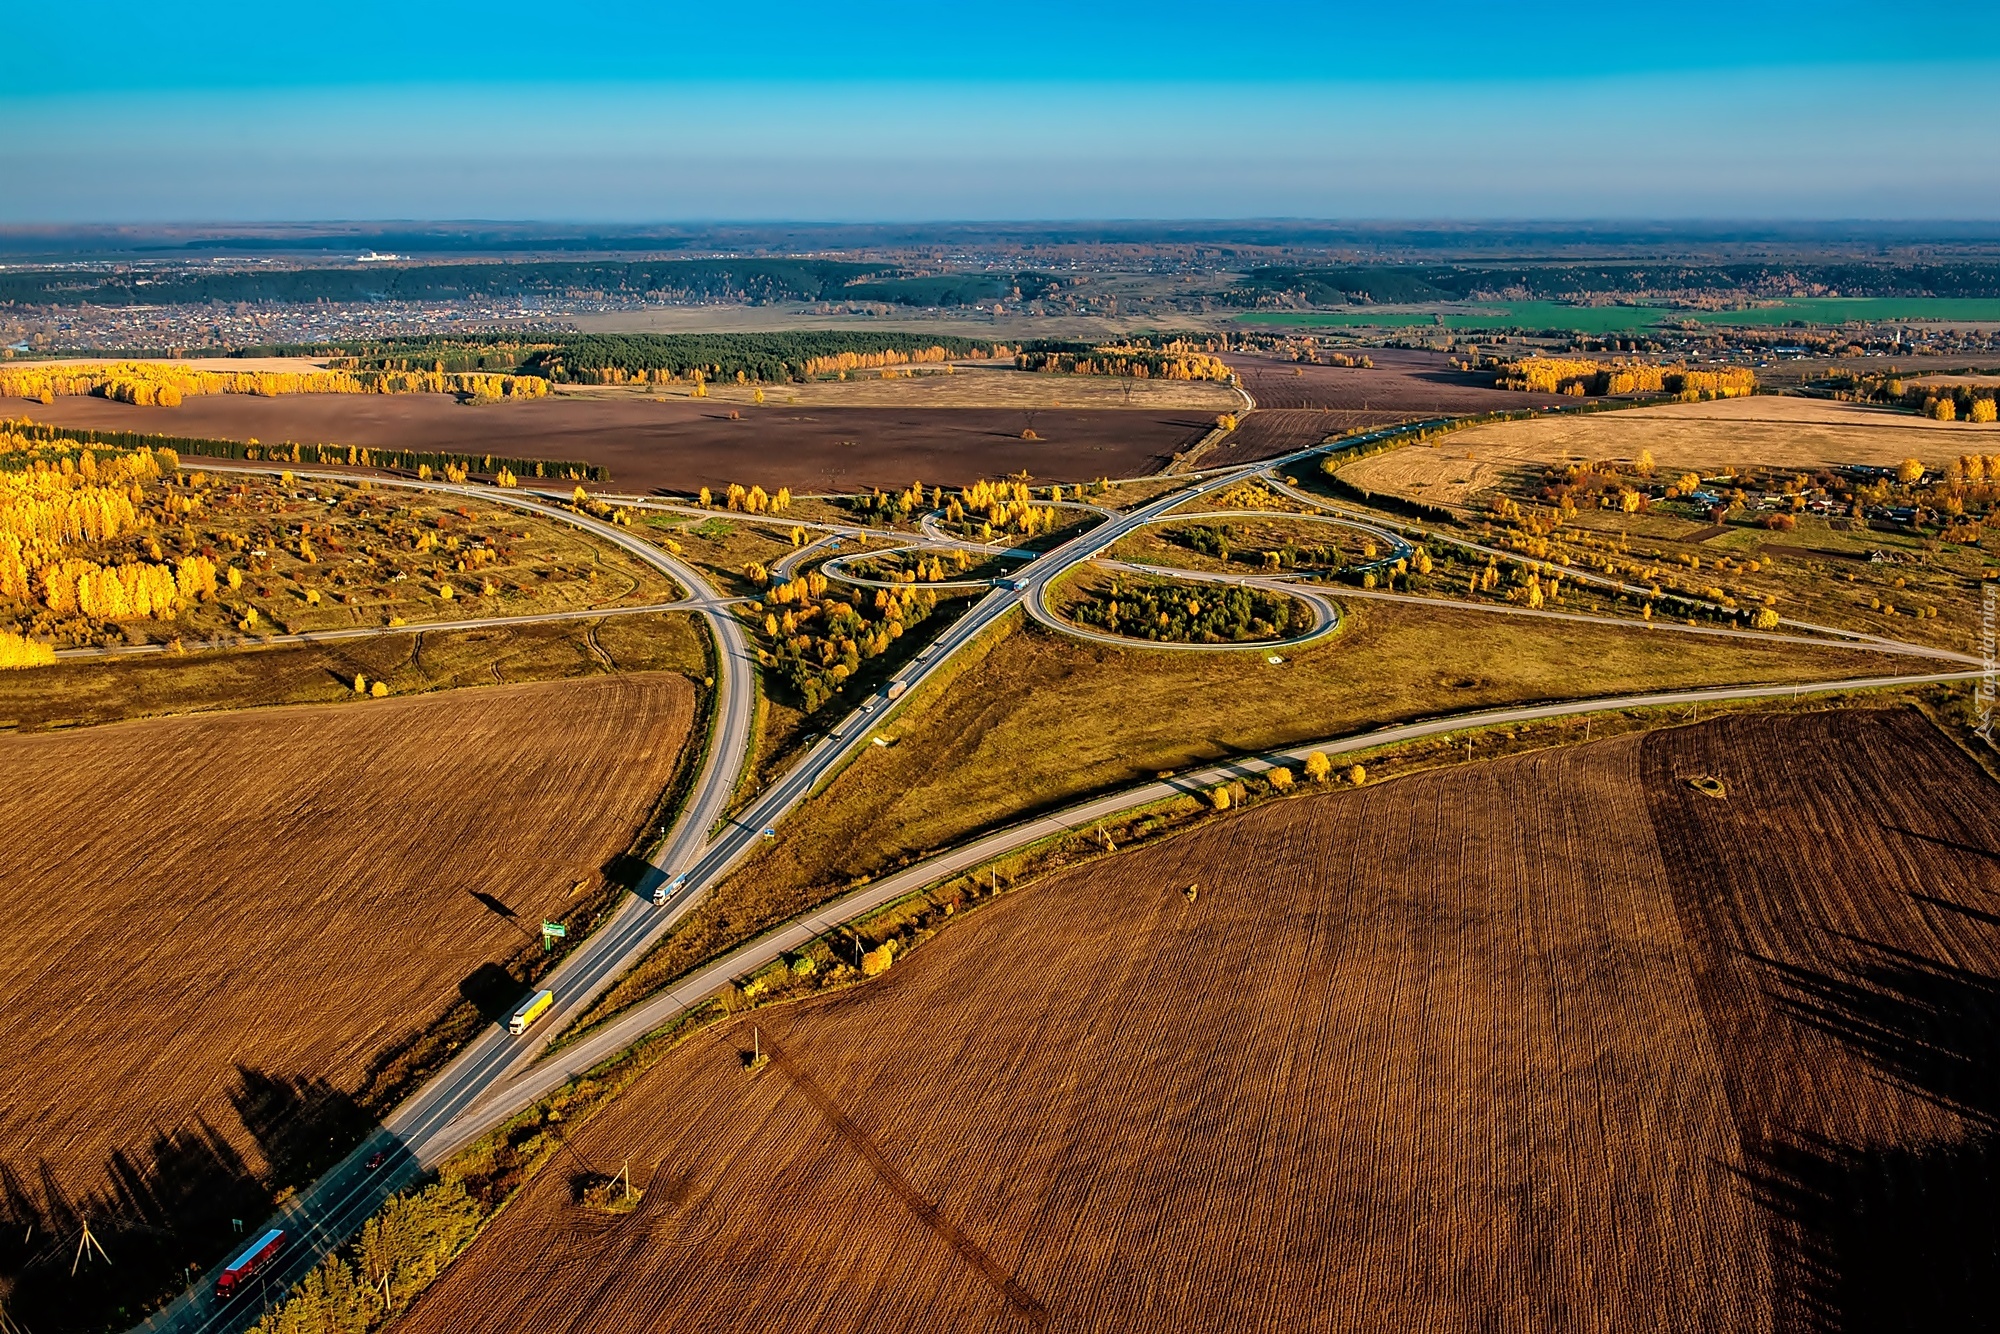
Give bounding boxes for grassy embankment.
[579,597,1930,1026]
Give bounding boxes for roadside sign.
[540,921,567,952]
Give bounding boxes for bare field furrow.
[386,711,2000,1332]
[0,674,696,1331]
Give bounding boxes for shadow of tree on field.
[0,1067,378,1334]
[457,960,529,1026]
[1744,934,2000,1334]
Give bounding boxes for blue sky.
[7,1,2000,222]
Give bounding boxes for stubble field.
[1340,395,1989,511]
[399,706,1999,1331]
[0,674,695,1329]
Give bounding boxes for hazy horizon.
[9,1,2000,225]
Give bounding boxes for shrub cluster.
[1068,578,1308,643]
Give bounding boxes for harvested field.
[1224,409,1346,458]
[26,395,1210,493]
[0,674,696,1330]
[675,361,1239,411]
[1340,395,1988,511]
[1226,348,1567,414]
[582,603,1925,1042]
[399,707,1999,1332]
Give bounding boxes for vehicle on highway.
[365,1151,385,1171]
[215,1228,285,1298]
[507,989,554,1036]
[652,873,686,906]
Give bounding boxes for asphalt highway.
[132,418,1978,1332]
[432,664,1991,1156]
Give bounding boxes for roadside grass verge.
[241,671,1989,1334]
[575,597,1927,1031]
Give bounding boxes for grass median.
[577,595,1927,1029]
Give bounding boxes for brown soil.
[1217,350,1570,464]
[0,674,694,1326]
[393,707,1999,1332]
[1226,348,1568,414]
[23,396,1210,494]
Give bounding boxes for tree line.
[0,362,547,408]
[1828,372,2000,423]
[1,417,607,482]
[1497,357,1756,399]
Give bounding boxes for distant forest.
[0,260,1060,311]
[240,332,1016,382]
[1232,262,2000,305]
[0,260,882,308]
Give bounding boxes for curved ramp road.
[1257,474,1982,666]
[434,666,1990,1157]
[1027,559,1342,653]
[133,414,1976,1334]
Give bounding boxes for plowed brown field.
[395,707,1999,1332]
[1227,348,1568,414]
[26,396,1209,493]
[0,673,693,1317]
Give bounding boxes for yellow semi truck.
[508,988,554,1036]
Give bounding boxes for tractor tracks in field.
[758,1030,1049,1326]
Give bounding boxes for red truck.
[216,1228,284,1298]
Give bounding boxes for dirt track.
[394,707,1998,1332]
[0,674,694,1328]
[23,395,1210,493]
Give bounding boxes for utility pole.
[72,1219,111,1276]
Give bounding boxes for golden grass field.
[1341,395,1996,510]
[582,601,1928,1029]
[0,610,708,733]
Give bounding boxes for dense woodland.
[0,259,885,308]
[0,261,1076,312]
[1231,261,2000,306]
